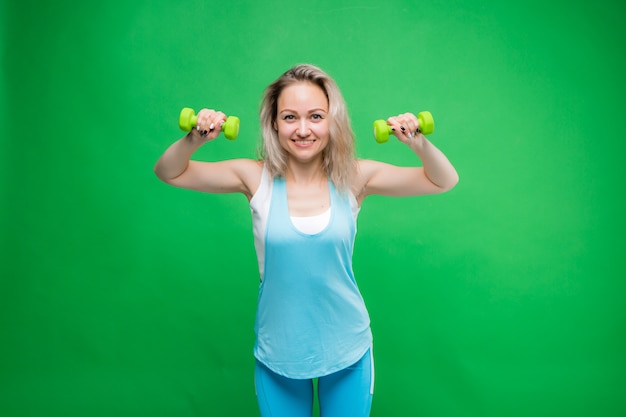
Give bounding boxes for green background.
[2,0,625,416]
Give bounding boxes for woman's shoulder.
[351,159,377,196]
[233,159,264,197]
[234,158,264,172]
[356,158,386,172]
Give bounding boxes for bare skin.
[154,82,459,209]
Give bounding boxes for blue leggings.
[255,348,374,417]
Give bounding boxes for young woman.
[154,64,458,417]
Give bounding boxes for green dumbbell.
[178,107,240,140]
[372,111,435,143]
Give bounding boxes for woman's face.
[275,81,330,164]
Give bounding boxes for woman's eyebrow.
[278,108,328,113]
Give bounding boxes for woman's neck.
[285,160,326,186]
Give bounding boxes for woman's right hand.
[191,109,228,142]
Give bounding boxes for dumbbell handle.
[178,107,240,140]
[373,111,435,143]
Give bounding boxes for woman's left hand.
[386,113,425,145]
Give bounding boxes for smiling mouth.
[292,139,316,145]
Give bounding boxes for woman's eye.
[283,115,295,120]
[312,114,324,120]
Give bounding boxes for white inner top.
[290,208,332,234]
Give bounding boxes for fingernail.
[202,130,208,135]
[400,126,406,132]
[391,127,396,131]
[209,123,214,130]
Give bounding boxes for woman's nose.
[296,120,310,137]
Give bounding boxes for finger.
[210,111,227,131]
[392,115,410,138]
[386,116,402,135]
[402,113,419,131]
[197,109,215,131]
[399,113,419,138]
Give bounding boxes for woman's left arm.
[358,113,459,199]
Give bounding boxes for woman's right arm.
[154,109,261,199]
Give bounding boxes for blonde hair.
[258,64,356,191]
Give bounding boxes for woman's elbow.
[447,171,460,190]
[436,171,459,193]
[153,163,176,185]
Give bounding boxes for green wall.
[2,1,625,416]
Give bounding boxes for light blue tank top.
[253,176,373,379]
